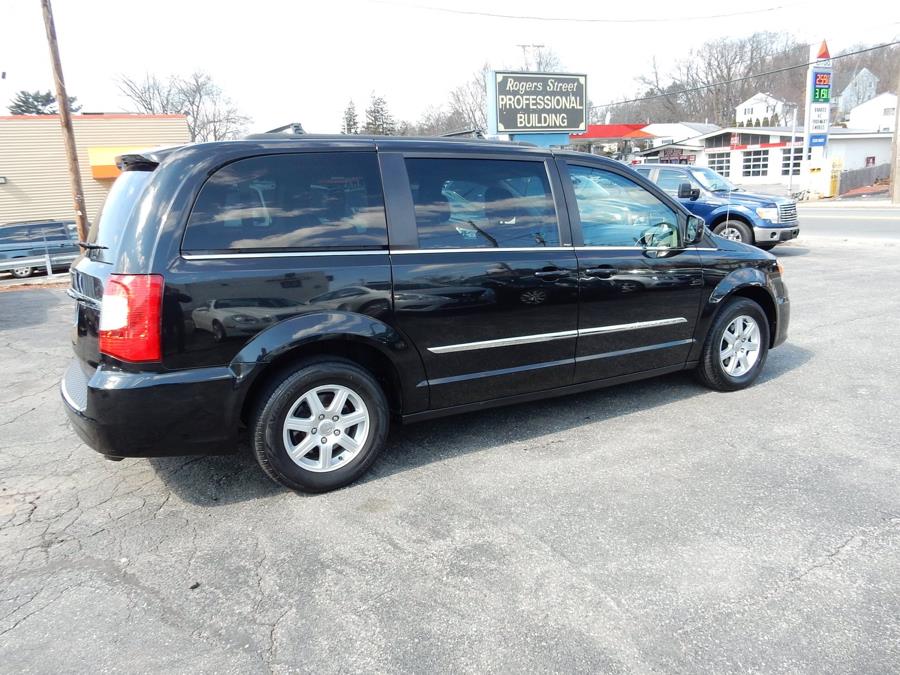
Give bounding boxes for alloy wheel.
[720,314,761,377]
[282,384,370,472]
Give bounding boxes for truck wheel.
[696,298,770,392]
[713,220,753,244]
[11,266,33,279]
[251,358,389,493]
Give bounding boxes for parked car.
[634,164,800,250]
[62,137,789,493]
[0,219,79,278]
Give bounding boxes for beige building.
[0,114,190,225]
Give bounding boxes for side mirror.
[677,182,700,200]
[684,215,706,245]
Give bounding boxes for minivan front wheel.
[713,220,753,244]
[11,266,33,279]
[696,298,770,392]
[251,358,389,492]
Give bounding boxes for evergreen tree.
[341,100,359,134]
[762,116,771,126]
[363,94,396,135]
[754,118,762,127]
[8,89,81,115]
[770,112,780,126]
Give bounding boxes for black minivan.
[62,136,789,492]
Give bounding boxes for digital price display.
[812,71,832,103]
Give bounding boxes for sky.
[0,0,898,133]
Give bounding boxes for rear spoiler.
[116,144,184,172]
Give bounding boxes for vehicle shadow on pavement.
[368,342,813,485]
[0,288,59,332]
[147,343,812,504]
[773,245,810,257]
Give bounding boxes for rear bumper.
[754,224,800,244]
[61,359,241,457]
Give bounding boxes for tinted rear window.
[88,169,154,262]
[182,152,388,252]
[405,157,559,249]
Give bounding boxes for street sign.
[803,39,833,158]
[491,72,587,133]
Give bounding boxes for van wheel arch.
[239,339,403,427]
[717,286,777,348]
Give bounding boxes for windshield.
[691,167,736,192]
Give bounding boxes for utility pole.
[892,66,900,204]
[40,0,88,241]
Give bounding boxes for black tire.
[713,220,753,245]
[11,266,33,279]
[757,242,777,251]
[251,358,389,493]
[211,320,226,342]
[695,298,770,392]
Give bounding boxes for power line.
[591,39,900,110]
[369,0,805,23]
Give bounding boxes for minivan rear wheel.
[713,220,753,244]
[250,358,389,492]
[695,298,770,392]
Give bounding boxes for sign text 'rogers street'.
[494,72,587,133]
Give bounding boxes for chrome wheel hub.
[720,227,742,241]
[282,384,370,472]
[720,315,761,377]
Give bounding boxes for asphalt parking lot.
[1,235,898,673]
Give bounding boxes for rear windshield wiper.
[78,241,108,250]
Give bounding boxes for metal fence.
[838,163,892,195]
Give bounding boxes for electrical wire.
[368,0,806,23]
[590,39,900,110]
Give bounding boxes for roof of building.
[570,124,652,140]
[0,113,187,121]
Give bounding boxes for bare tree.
[449,63,490,131]
[118,71,250,141]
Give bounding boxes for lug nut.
[332,415,339,421]
[321,437,327,444]
[311,428,317,434]
[335,430,341,435]
[319,414,325,420]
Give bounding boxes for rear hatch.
[69,166,156,369]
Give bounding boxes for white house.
[735,93,785,126]
[837,67,879,114]
[847,92,897,132]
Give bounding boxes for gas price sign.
[812,71,832,103]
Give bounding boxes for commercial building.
[0,114,190,225]
[633,125,892,189]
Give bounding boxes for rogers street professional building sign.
[494,72,587,133]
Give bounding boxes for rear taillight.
[99,274,164,362]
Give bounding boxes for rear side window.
[0,226,31,246]
[31,223,69,241]
[405,158,559,249]
[183,152,387,252]
[89,170,154,263]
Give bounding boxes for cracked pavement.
[1,237,898,673]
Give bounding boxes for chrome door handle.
[585,267,618,278]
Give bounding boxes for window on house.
[742,150,769,177]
